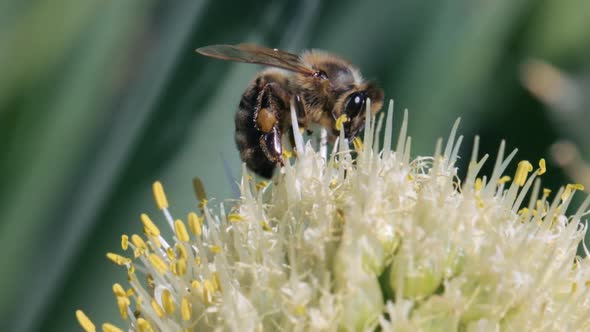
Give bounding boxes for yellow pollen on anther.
[213,272,222,291]
[116,296,130,320]
[165,247,175,260]
[112,283,126,297]
[543,188,552,197]
[497,176,511,184]
[199,198,208,210]
[150,299,164,318]
[335,114,349,131]
[188,212,203,236]
[174,219,190,242]
[228,213,243,223]
[76,310,96,332]
[329,179,338,189]
[134,295,142,311]
[152,181,169,210]
[352,137,363,151]
[106,253,130,266]
[539,158,547,175]
[121,235,129,251]
[518,208,530,222]
[141,214,160,237]
[295,305,306,315]
[131,234,147,249]
[514,160,533,186]
[126,288,134,297]
[173,258,187,276]
[161,289,175,314]
[256,181,269,191]
[203,280,215,304]
[181,297,192,321]
[261,220,272,232]
[205,279,215,292]
[561,183,585,201]
[137,318,154,332]
[282,150,293,159]
[191,280,202,290]
[476,196,485,209]
[474,178,483,191]
[175,243,188,260]
[102,323,123,332]
[210,245,222,254]
[148,253,168,274]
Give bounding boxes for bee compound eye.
[313,70,328,80]
[344,91,366,118]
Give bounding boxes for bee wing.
[196,44,315,75]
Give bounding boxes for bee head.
[333,83,384,139]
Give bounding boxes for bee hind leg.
[254,82,290,167]
[259,127,284,166]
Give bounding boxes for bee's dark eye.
[313,70,328,80]
[343,91,366,118]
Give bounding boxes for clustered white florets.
[77,101,590,332]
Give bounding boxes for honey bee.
[196,43,384,178]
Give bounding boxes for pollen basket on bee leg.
[256,108,278,133]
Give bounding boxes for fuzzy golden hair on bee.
[302,50,364,82]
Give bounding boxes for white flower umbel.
[78,100,590,332]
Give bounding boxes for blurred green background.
[1,0,589,330]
